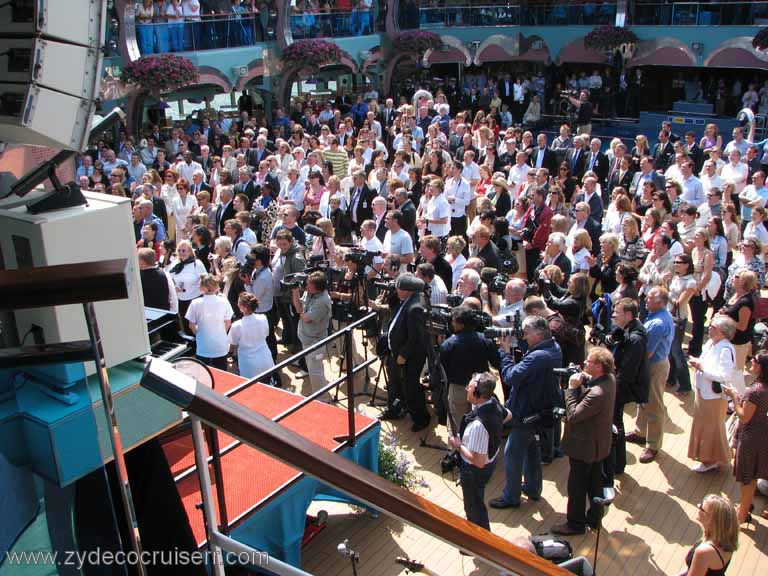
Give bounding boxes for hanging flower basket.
[753,28,768,51]
[584,25,638,52]
[121,54,198,96]
[393,30,443,54]
[283,39,342,69]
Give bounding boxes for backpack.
[547,312,584,346]
[530,534,573,563]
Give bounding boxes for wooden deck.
[270,341,768,576]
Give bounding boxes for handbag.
[754,295,768,321]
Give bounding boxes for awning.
[706,47,768,70]
[556,38,608,65]
[425,46,469,65]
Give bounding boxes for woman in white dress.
[171,178,198,240]
[229,292,274,381]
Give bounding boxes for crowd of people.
[80,80,768,571]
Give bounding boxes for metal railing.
[630,1,768,26]
[290,9,375,39]
[171,312,379,535]
[142,342,571,576]
[399,2,617,30]
[134,12,277,56]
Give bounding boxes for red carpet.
[161,369,377,545]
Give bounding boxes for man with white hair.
[535,232,572,281]
[492,278,528,327]
[215,186,236,237]
[507,150,531,193]
[584,137,608,189]
[456,268,482,299]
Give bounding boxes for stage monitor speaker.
[0,0,105,48]
[0,0,105,151]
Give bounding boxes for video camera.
[344,246,378,268]
[480,259,520,295]
[280,272,309,290]
[589,324,625,347]
[440,448,461,474]
[426,305,492,337]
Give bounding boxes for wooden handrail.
[141,360,570,576]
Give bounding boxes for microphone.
[337,540,358,562]
[305,223,326,237]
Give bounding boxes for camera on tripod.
[345,246,378,268]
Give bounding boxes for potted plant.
[393,30,443,54]
[378,433,429,492]
[753,28,768,51]
[584,25,638,52]
[282,39,342,69]
[121,54,198,97]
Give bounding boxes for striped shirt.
[323,148,349,179]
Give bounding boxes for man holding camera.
[449,372,512,531]
[380,274,430,431]
[552,347,616,536]
[440,307,502,423]
[292,271,333,400]
[490,316,562,509]
[609,298,649,479]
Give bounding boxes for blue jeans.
[460,459,497,531]
[168,22,184,51]
[137,24,155,54]
[501,426,542,505]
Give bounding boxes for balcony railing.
[630,1,768,26]
[134,12,277,56]
[289,9,376,39]
[398,2,617,30]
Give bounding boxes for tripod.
[419,331,453,452]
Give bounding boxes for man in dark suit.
[379,98,397,129]
[394,189,417,242]
[652,131,675,172]
[454,133,478,163]
[528,133,558,176]
[234,167,257,204]
[197,145,214,177]
[572,176,604,223]
[190,171,213,199]
[534,233,572,283]
[564,136,587,180]
[552,347,616,535]
[746,145,762,180]
[607,157,633,194]
[584,138,609,189]
[630,156,665,196]
[380,274,430,431]
[348,171,377,234]
[684,131,705,174]
[215,186,236,237]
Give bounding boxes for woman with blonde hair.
[569,229,592,274]
[687,316,737,473]
[168,239,207,334]
[673,494,737,575]
[185,273,233,370]
[445,235,467,288]
[550,214,569,235]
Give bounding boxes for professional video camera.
[280,272,309,290]
[481,259,520,295]
[589,324,626,347]
[446,293,463,307]
[426,304,492,337]
[343,245,379,268]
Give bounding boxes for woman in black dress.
[722,351,768,525]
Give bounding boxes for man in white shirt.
[461,151,481,192]
[679,160,705,207]
[358,220,385,277]
[492,278,527,327]
[700,160,723,195]
[177,151,203,183]
[416,262,447,306]
[724,126,749,157]
[507,151,531,192]
[446,160,473,238]
[739,171,768,222]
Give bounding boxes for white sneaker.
[693,462,719,473]
[295,370,309,378]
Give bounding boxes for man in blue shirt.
[489,316,562,509]
[626,286,674,464]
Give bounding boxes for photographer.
[272,229,306,354]
[380,274,430,432]
[541,272,590,366]
[448,372,512,531]
[416,262,448,306]
[568,90,594,136]
[608,298,649,480]
[552,347,616,536]
[440,307,502,422]
[292,271,333,400]
[489,316,562,510]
